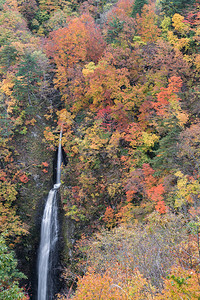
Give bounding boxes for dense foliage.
[0,235,27,299]
[0,0,200,298]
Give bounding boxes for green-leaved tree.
[0,235,27,299]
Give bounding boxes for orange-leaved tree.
[136,3,161,43]
[155,266,200,300]
[73,267,150,300]
[46,14,105,104]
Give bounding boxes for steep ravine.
[14,112,76,298]
[14,112,54,298]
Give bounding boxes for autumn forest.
[0,0,200,298]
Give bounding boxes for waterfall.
[56,129,62,186]
[37,130,62,300]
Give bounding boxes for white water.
[56,130,62,185]
[37,131,62,300]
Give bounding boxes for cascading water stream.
[37,130,62,300]
[56,130,62,186]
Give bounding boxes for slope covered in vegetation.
[0,0,200,298]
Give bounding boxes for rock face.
[14,113,54,299]
[15,115,74,299]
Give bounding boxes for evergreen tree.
[152,121,181,174]
[14,53,42,106]
[0,92,14,137]
[106,17,125,45]
[0,45,18,73]
[131,0,148,17]
[0,235,26,299]
[160,0,196,17]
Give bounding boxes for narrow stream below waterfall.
[37,130,62,300]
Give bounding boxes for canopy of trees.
[0,0,200,298]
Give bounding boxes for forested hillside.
[0,0,200,298]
